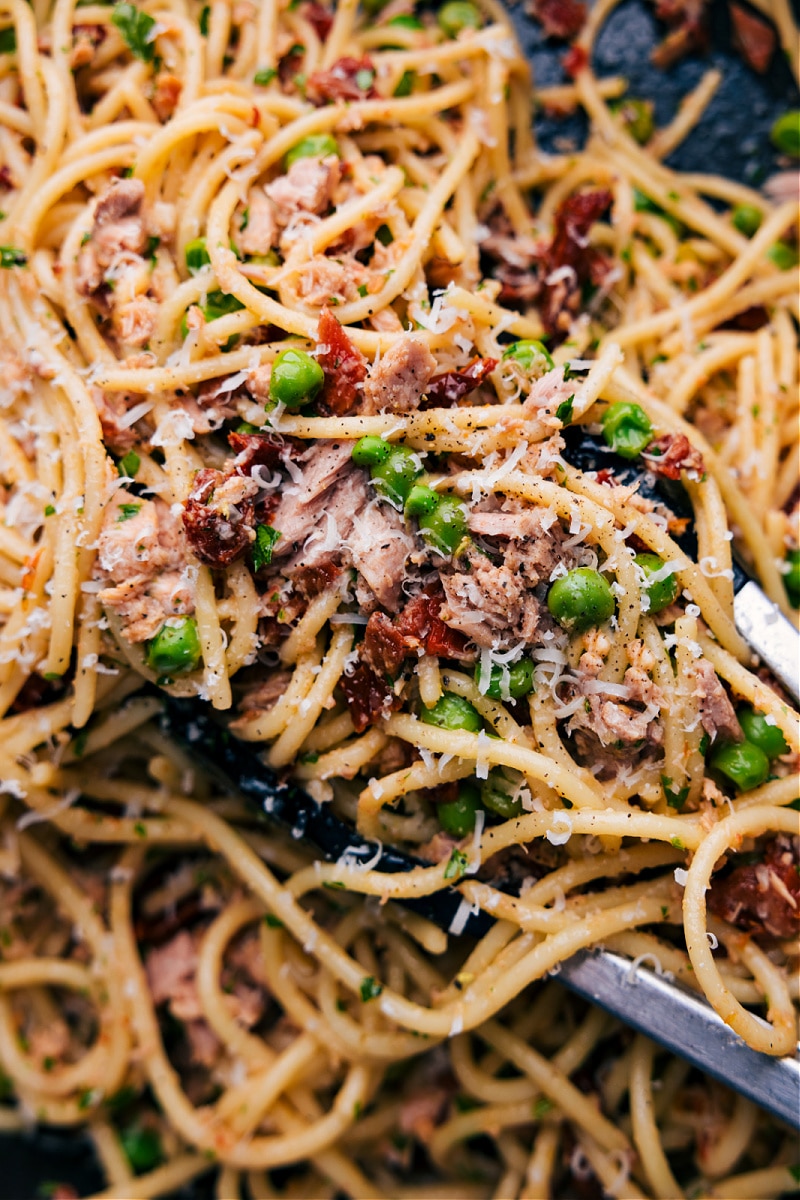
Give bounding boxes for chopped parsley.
[661,775,689,810]
[263,913,284,928]
[359,975,383,1002]
[111,2,157,62]
[254,66,277,86]
[252,523,281,571]
[44,504,56,517]
[116,502,142,522]
[670,836,684,850]
[198,4,210,35]
[555,395,574,424]
[532,1097,554,1118]
[444,847,468,881]
[240,206,250,232]
[0,27,16,54]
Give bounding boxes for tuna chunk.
[77,178,148,297]
[441,507,574,649]
[96,491,195,642]
[694,660,742,744]
[113,295,158,347]
[270,441,416,611]
[360,336,437,415]
[236,189,277,256]
[146,930,202,1020]
[265,155,340,220]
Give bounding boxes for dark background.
[2,1,797,1196]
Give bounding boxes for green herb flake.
[44,504,56,517]
[661,774,690,810]
[77,1086,98,1110]
[116,502,142,522]
[555,395,574,424]
[254,66,277,86]
[670,836,684,850]
[133,821,147,838]
[240,206,250,232]
[0,27,16,54]
[444,847,468,881]
[789,1165,800,1184]
[357,283,369,297]
[199,4,210,34]
[111,3,157,62]
[359,975,383,1002]
[323,879,345,890]
[263,913,284,928]
[0,246,27,268]
[252,523,281,572]
[660,905,669,920]
[532,1097,554,1118]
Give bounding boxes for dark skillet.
[3,5,798,1197]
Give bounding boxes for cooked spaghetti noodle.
[0,0,798,1195]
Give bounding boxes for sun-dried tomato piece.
[339,662,398,732]
[540,189,612,334]
[396,588,471,661]
[316,307,367,416]
[227,429,305,474]
[729,2,775,71]
[300,0,334,39]
[651,0,708,68]
[306,56,378,106]
[423,357,498,408]
[708,835,800,940]
[363,611,410,678]
[182,468,257,567]
[562,44,588,77]
[644,432,705,480]
[528,0,586,39]
[294,561,342,598]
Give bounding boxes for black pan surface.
[2,2,797,1196]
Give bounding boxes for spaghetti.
[0,0,798,1196]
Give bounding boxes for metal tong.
[157,431,800,1127]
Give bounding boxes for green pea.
[387,13,424,28]
[370,445,422,506]
[476,658,535,700]
[783,548,800,608]
[737,707,789,759]
[269,348,324,410]
[547,568,615,633]
[634,553,679,615]
[731,204,762,237]
[602,400,653,459]
[146,617,201,677]
[438,0,481,37]
[481,770,522,819]
[437,783,481,837]
[121,1124,163,1174]
[770,110,800,158]
[420,692,482,732]
[185,236,210,273]
[351,435,391,468]
[767,241,799,271]
[419,495,468,555]
[284,134,340,170]
[501,339,554,377]
[710,740,769,792]
[609,97,654,145]
[404,483,440,518]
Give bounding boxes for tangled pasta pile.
[0,0,798,1195]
